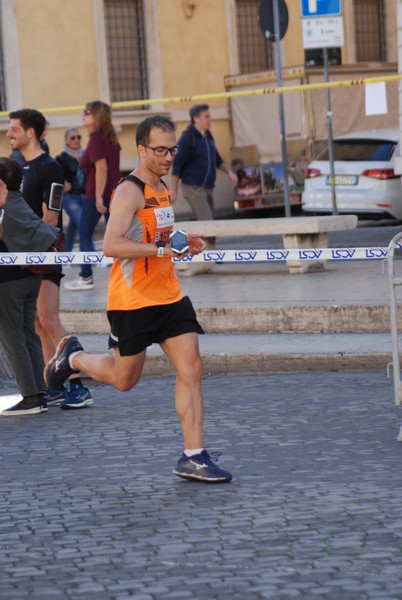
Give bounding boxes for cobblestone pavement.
[1,371,402,600]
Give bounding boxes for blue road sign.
[300,0,341,17]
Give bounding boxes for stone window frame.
[93,0,163,109]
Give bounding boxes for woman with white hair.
[56,127,87,253]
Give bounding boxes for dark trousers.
[0,276,45,397]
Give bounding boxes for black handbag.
[26,230,66,275]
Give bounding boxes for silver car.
[302,129,402,220]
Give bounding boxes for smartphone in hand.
[169,230,189,254]
[48,182,64,211]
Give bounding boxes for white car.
[302,129,402,220]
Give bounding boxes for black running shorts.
[107,296,204,356]
[42,265,64,287]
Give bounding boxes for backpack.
[178,128,196,171]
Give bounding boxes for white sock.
[68,351,82,369]
[184,448,204,457]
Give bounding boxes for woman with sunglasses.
[65,101,121,290]
[56,128,86,253]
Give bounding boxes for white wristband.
[157,246,164,257]
[0,209,4,225]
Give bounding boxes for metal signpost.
[300,0,344,216]
[258,0,291,218]
[272,0,291,217]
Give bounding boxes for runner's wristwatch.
[155,240,166,257]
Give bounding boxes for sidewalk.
[54,221,402,375]
[1,223,402,379]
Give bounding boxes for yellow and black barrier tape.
[1,73,402,118]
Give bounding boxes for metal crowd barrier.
[386,233,402,442]
[387,235,402,388]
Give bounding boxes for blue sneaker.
[60,385,93,410]
[44,386,68,406]
[1,393,47,416]
[173,450,232,483]
[45,335,83,392]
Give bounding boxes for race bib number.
[154,206,175,245]
[155,207,175,228]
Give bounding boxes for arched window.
[236,0,274,74]
[103,0,149,102]
[354,0,386,62]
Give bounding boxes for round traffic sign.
[258,0,289,41]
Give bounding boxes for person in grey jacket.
[0,157,59,416]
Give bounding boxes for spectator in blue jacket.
[170,105,237,236]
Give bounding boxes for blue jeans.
[78,197,109,278]
[63,193,84,252]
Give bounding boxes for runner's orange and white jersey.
[107,175,183,311]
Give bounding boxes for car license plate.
[326,175,358,185]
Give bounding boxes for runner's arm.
[104,180,205,259]
[95,158,108,214]
[103,181,174,258]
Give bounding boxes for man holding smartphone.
[45,115,232,483]
[6,109,93,409]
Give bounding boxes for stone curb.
[60,304,398,334]
[139,352,390,377]
[0,350,390,382]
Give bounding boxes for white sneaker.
[64,276,95,291]
[98,260,112,269]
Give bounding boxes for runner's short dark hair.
[136,115,176,147]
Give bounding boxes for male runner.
[45,115,232,483]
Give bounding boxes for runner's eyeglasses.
[142,145,179,157]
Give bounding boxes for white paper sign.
[365,82,387,116]
[301,16,344,49]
